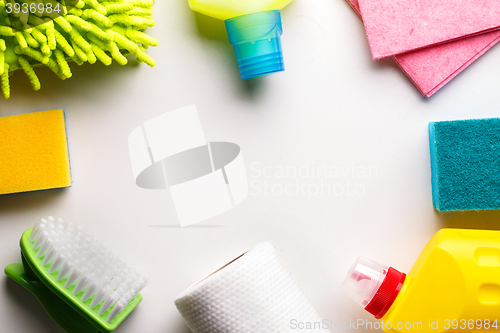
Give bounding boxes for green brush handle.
[5,257,101,333]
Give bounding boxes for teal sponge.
[429,118,500,211]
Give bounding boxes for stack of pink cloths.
[347,0,500,97]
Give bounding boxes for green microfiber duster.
[429,118,500,211]
[0,0,158,99]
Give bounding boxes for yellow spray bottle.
[188,0,293,79]
[343,229,500,332]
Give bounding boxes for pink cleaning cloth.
[346,0,500,97]
[358,0,500,59]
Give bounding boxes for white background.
[2,0,500,332]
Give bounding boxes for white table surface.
[2,0,500,332]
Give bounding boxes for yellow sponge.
[0,109,71,195]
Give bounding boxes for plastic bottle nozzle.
[342,257,406,319]
[225,10,285,79]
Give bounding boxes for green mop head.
[0,0,158,99]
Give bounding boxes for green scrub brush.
[0,0,158,99]
[5,216,149,333]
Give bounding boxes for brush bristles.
[29,216,149,322]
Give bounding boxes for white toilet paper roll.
[175,242,330,333]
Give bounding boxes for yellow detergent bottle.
[188,0,293,79]
[343,229,500,332]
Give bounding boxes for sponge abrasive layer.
[429,118,500,211]
[0,109,71,195]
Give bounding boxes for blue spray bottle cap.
[225,10,284,79]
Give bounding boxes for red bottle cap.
[364,267,406,319]
[342,257,406,320]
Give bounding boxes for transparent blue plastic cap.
[225,10,284,80]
